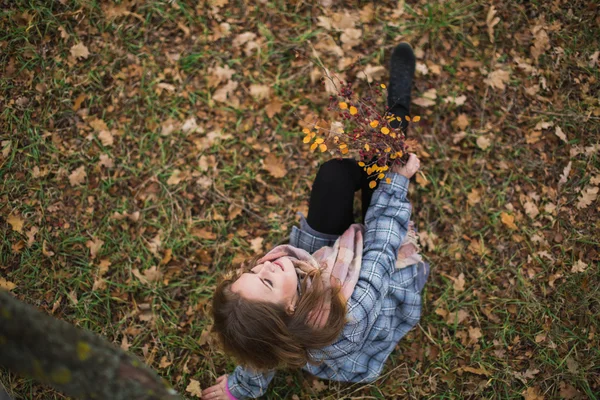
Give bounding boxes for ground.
[1,0,599,399]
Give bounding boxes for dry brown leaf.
[559,161,572,184]
[576,186,598,209]
[476,135,491,150]
[462,366,491,376]
[468,326,482,343]
[26,226,38,247]
[501,212,518,230]
[446,309,469,325]
[531,25,550,61]
[559,382,582,399]
[453,273,466,292]
[146,233,161,256]
[99,154,114,169]
[485,69,510,90]
[265,98,283,118]
[249,84,271,101]
[486,5,500,43]
[186,379,202,398]
[167,169,184,185]
[89,118,109,132]
[467,188,481,206]
[262,154,287,178]
[191,227,217,240]
[523,386,545,400]
[70,42,90,60]
[357,65,386,83]
[72,93,87,111]
[133,266,163,284]
[571,260,587,273]
[0,277,16,291]
[554,126,567,143]
[250,237,264,254]
[86,237,104,259]
[98,130,114,146]
[7,214,24,233]
[42,240,54,257]
[523,201,539,219]
[213,80,238,103]
[69,166,87,186]
[412,88,437,107]
[456,113,469,130]
[340,28,362,50]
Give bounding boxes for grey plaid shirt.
[228,173,424,399]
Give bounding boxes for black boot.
[387,43,416,131]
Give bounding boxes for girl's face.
[231,257,299,312]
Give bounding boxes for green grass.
[1,0,599,399]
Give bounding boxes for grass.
[1,0,599,399]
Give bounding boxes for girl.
[202,43,429,400]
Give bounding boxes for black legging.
[306,159,376,235]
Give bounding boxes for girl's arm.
[323,167,415,360]
[226,366,275,399]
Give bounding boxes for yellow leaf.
[339,102,348,109]
[303,136,311,143]
[405,115,411,121]
[341,148,349,154]
[390,132,397,138]
[385,147,391,152]
[319,143,327,152]
[339,143,347,149]
[310,143,318,152]
[413,116,421,122]
[369,181,377,189]
[386,178,391,184]
[370,120,379,128]
[500,212,518,230]
[378,173,385,179]
[380,83,386,88]
[358,161,365,167]
[381,127,390,135]
[315,137,324,144]
[364,144,370,151]
[302,128,310,134]
[349,106,358,115]
[7,214,24,233]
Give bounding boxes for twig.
[529,109,600,120]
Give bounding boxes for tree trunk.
[0,290,181,400]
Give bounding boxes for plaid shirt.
[228,173,423,399]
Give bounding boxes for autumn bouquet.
[301,78,420,188]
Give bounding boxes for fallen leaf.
[120,335,130,351]
[576,186,598,209]
[208,65,236,87]
[454,273,466,292]
[486,5,500,43]
[249,84,271,101]
[415,172,429,187]
[340,28,362,50]
[213,80,239,103]
[559,381,582,399]
[468,326,482,343]
[72,93,87,111]
[446,309,469,325]
[26,226,38,246]
[70,42,90,60]
[554,126,567,143]
[98,130,114,146]
[456,114,469,130]
[467,188,481,206]
[86,237,104,259]
[265,98,283,118]
[133,266,163,284]
[7,214,24,233]
[146,233,161,256]
[186,379,202,398]
[42,240,54,257]
[589,51,600,68]
[485,68,510,90]
[262,154,287,178]
[0,277,16,291]
[191,227,217,240]
[531,25,550,61]
[559,161,572,184]
[249,237,264,254]
[523,201,539,219]
[99,154,114,168]
[476,135,491,150]
[68,166,87,186]
[571,260,587,273]
[523,386,544,400]
[501,212,518,230]
[412,88,437,107]
[167,169,184,185]
[534,121,553,130]
[89,118,109,132]
[357,65,386,83]
[1,141,11,158]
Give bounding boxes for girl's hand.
[201,374,231,400]
[392,153,420,179]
